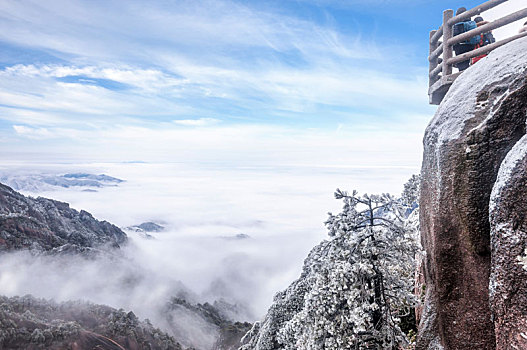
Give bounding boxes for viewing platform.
[428,0,527,105]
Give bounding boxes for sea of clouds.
[0,161,417,347]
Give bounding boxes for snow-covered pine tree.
[276,191,418,349]
[240,177,420,350]
[401,174,420,209]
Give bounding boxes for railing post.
[429,30,438,87]
[442,9,454,81]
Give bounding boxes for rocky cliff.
[0,183,127,252]
[417,37,527,349]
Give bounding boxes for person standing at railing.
[452,7,479,71]
[471,16,496,65]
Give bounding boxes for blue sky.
[0,0,523,166]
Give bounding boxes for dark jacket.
[475,21,496,47]
[482,32,496,46]
[471,21,496,65]
[452,21,475,54]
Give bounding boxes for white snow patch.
[517,248,527,271]
[468,87,510,135]
[429,338,445,350]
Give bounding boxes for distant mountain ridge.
[126,221,165,233]
[165,297,252,350]
[63,173,124,183]
[0,172,123,192]
[0,182,127,252]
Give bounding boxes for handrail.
[431,27,443,44]
[429,64,443,79]
[428,0,527,105]
[428,44,443,62]
[429,30,439,88]
[448,8,527,46]
[447,30,527,65]
[447,0,509,25]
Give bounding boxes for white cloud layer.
[5,121,427,171]
[0,161,420,324]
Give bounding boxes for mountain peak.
[0,182,127,253]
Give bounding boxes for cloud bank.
[0,162,419,320]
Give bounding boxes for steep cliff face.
[489,135,527,349]
[418,37,527,349]
[0,183,127,252]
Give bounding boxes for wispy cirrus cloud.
[0,0,379,65]
[12,125,54,139]
[0,0,435,166]
[0,62,429,127]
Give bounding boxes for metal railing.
[428,0,527,105]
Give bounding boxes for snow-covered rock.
[489,134,527,349]
[418,37,527,349]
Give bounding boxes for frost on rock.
[472,64,527,350]
[489,133,527,300]
[490,134,527,215]
[241,177,420,350]
[517,248,527,271]
[425,37,527,151]
[488,131,527,349]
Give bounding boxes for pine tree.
[278,190,418,349]
[240,177,421,350]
